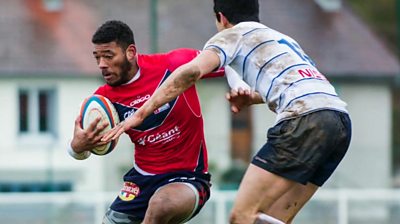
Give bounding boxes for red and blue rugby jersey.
[95,48,223,175]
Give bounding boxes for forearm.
[136,63,201,119]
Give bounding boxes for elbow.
[173,64,202,88]
[186,64,203,82]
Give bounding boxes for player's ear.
[218,12,230,27]
[126,44,137,60]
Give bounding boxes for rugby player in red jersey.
[68,20,244,224]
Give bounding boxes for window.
[19,90,29,132]
[18,88,57,138]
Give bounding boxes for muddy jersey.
[95,48,223,175]
[204,22,347,123]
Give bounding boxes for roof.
[0,0,98,75]
[260,0,400,77]
[0,0,398,77]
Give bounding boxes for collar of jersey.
[234,21,267,29]
[123,69,141,85]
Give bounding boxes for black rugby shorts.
[252,110,351,186]
[108,167,211,221]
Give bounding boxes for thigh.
[145,182,198,224]
[232,164,296,220]
[266,182,319,223]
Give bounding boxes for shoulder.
[166,48,200,71]
[137,49,200,71]
[205,28,242,47]
[94,85,108,96]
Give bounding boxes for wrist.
[67,141,91,160]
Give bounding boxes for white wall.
[0,81,18,152]
[0,77,135,192]
[326,83,392,188]
[199,81,392,189]
[196,80,231,183]
[56,78,106,191]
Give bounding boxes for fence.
[0,189,399,224]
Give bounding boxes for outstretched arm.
[101,50,221,142]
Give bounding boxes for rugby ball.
[79,95,120,155]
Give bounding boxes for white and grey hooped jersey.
[204,22,348,123]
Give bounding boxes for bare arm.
[102,50,221,141]
[134,49,220,121]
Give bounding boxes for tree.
[347,0,399,56]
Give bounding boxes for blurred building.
[0,0,399,196]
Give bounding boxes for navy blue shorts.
[252,110,351,186]
[108,168,211,222]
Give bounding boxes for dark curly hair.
[91,20,135,50]
[214,0,259,24]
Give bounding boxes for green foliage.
[346,0,399,56]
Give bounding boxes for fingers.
[226,87,253,113]
[227,88,250,100]
[87,117,102,132]
[226,92,231,101]
[95,120,110,135]
[94,138,109,146]
[231,105,240,113]
[230,89,238,98]
[101,114,144,142]
[101,121,125,142]
[74,115,82,130]
[237,87,250,96]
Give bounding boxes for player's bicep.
[190,49,221,79]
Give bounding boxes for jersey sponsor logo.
[119,182,140,201]
[122,103,170,121]
[154,103,170,114]
[297,68,327,80]
[129,94,151,107]
[123,109,135,120]
[137,125,181,146]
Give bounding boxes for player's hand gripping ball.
[79,95,120,155]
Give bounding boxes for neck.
[129,59,140,79]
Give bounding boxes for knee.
[146,195,173,219]
[229,211,240,224]
[102,209,141,224]
[229,209,250,224]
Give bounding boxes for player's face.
[93,42,134,86]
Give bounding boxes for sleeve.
[225,66,250,91]
[201,66,225,79]
[67,141,91,160]
[203,30,243,69]
[167,48,200,71]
